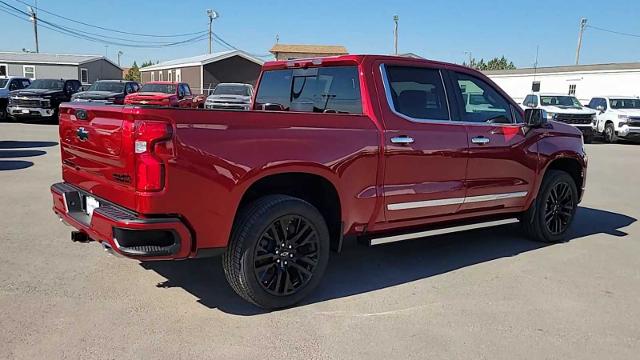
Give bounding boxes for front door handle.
[471,136,490,145]
[391,136,415,145]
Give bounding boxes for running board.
[367,218,519,246]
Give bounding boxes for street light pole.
[117,51,123,67]
[393,15,399,55]
[575,18,587,65]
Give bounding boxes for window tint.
[9,80,19,90]
[512,106,524,123]
[22,80,31,88]
[587,98,597,108]
[254,66,362,114]
[384,66,449,121]
[450,72,512,123]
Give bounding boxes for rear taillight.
[134,120,173,192]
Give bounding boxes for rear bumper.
[7,106,55,117]
[51,182,193,260]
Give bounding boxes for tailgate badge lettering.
[76,127,89,141]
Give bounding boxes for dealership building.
[484,62,640,104]
[139,50,263,95]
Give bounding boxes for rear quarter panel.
[134,108,381,251]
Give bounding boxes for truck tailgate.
[58,104,137,210]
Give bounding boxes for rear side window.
[254,66,362,114]
[384,66,449,121]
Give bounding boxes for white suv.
[522,93,597,143]
[587,96,640,143]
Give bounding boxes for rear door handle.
[390,136,415,145]
[471,136,490,145]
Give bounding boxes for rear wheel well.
[237,173,342,250]
[545,158,583,197]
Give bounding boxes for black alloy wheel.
[253,215,320,296]
[543,181,575,235]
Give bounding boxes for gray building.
[139,50,264,95]
[0,52,122,85]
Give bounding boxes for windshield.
[540,95,582,107]
[213,84,250,96]
[610,98,640,109]
[140,84,175,94]
[0,79,8,88]
[27,79,64,90]
[87,81,125,93]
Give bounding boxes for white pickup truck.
[587,96,640,143]
[522,93,597,143]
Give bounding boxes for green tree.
[124,61,140,82]
[140,60,158,68]
[463,56,516,71]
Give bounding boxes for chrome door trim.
[387,191,528,210]
[369,218,519,245]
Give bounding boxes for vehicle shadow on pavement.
[0,160,34,170]
[140,206,635,315]
[0,149,46,158]
[0,140,58,149]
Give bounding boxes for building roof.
[269,44,348,55]
[0,51,121,69]
[485,62,640,76]
[139,50,264,72]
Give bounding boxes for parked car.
[124,82,205,108]
[0,77,31,120]
[522,93,597,143]
[587,96,640,143]
[51,55,587,309]
[204,83,253,110]
[71,80,140,105]
[7,79,81,121]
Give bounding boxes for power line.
[586,24,640,39]
[10,0,207,38]
[0,2,208,48]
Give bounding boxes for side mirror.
[524,108,547,127]
[596,105,604,112]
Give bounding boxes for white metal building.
[484,62,640,104]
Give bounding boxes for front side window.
[254,66,362,114]
[23,65,35,79]
[610,98,640,109]
[182,84,191,96]
[384,65,449,121]
[450,72,512,123]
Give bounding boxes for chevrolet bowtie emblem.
[76,127,89,141]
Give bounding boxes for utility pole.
[575,18,587,65]
[28,5,39,53]
[117,51,123,67]
[393,15,399,55]
[207,9,218,54]
[104,45,109,58]
[464,51,472,66]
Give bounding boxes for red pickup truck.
[124,81,205,108]
[52,55,587,309]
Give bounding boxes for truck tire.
[603,122,617,143]
[521,170,578,243]
[223,195,330,310]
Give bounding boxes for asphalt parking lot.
[1,121,639,360]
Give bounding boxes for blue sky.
[2,0,639,68]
